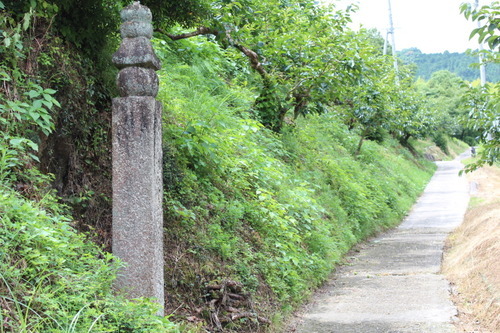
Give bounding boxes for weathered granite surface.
[112,97,164,307]
[112,36,161,70]
[111,1,164,315]
[116,67,159,97]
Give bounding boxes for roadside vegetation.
[156,37,436,330]
[0,0,498,332]
[443,161,500,333]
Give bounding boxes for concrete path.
[292,153,470,333]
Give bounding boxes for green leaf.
[44,88,57,95]
[28,90,41,99]
[22,12,31,31]
[185,125,197,134]
[26,140,38,151]
[29,110,41,121]
[40,113,52,124]
[9,137,24,147]
[28,153,40,162]
[491,37,500,49]
[42,99,53,109]
[0,71,11,81]
[32,99,43,110]
[469,28,480,40]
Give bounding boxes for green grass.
[0,186,182,332]
[468,197,485,208]
[411,136,470,161]
[447,137,470,157]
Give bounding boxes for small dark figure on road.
[471,146,476,157]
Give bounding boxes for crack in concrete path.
[291,153,470,333]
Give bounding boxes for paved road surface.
[292,153,470,333]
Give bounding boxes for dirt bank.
[442,165,500,333]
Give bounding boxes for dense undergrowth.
[156,37,436,331]
[1,1,181,330]
[0,4,444,333]
[0,31,438,332]
[0,186,182,332]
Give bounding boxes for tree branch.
[156,26,268,80]
[156,26,219,40]
[224,30,268,78]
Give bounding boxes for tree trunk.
[292,92,309,120]
[399,133,411,146]
[355,136,364,156]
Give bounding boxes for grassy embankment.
[1,35,438,332]
[411,137,470,161]
[155,37,436,331]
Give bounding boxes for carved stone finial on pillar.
[111,1,164,315]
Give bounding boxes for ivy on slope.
[155,36,436,328]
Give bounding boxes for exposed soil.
[442,165,500,333]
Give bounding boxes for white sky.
[326,0,489,54]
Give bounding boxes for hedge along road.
[289,152,471,333]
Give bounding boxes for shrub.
[433,132,449,154]
[0,187,181,332]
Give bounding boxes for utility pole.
[475,0,487,86]
[384,0,399,84]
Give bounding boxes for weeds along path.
[289,152,470,333]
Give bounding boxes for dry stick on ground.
[204,280,271,327]
[230,312,271,324]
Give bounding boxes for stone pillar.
[111,2,164,315]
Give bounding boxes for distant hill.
[399,48,500,83]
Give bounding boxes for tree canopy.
[460,0,500,172]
